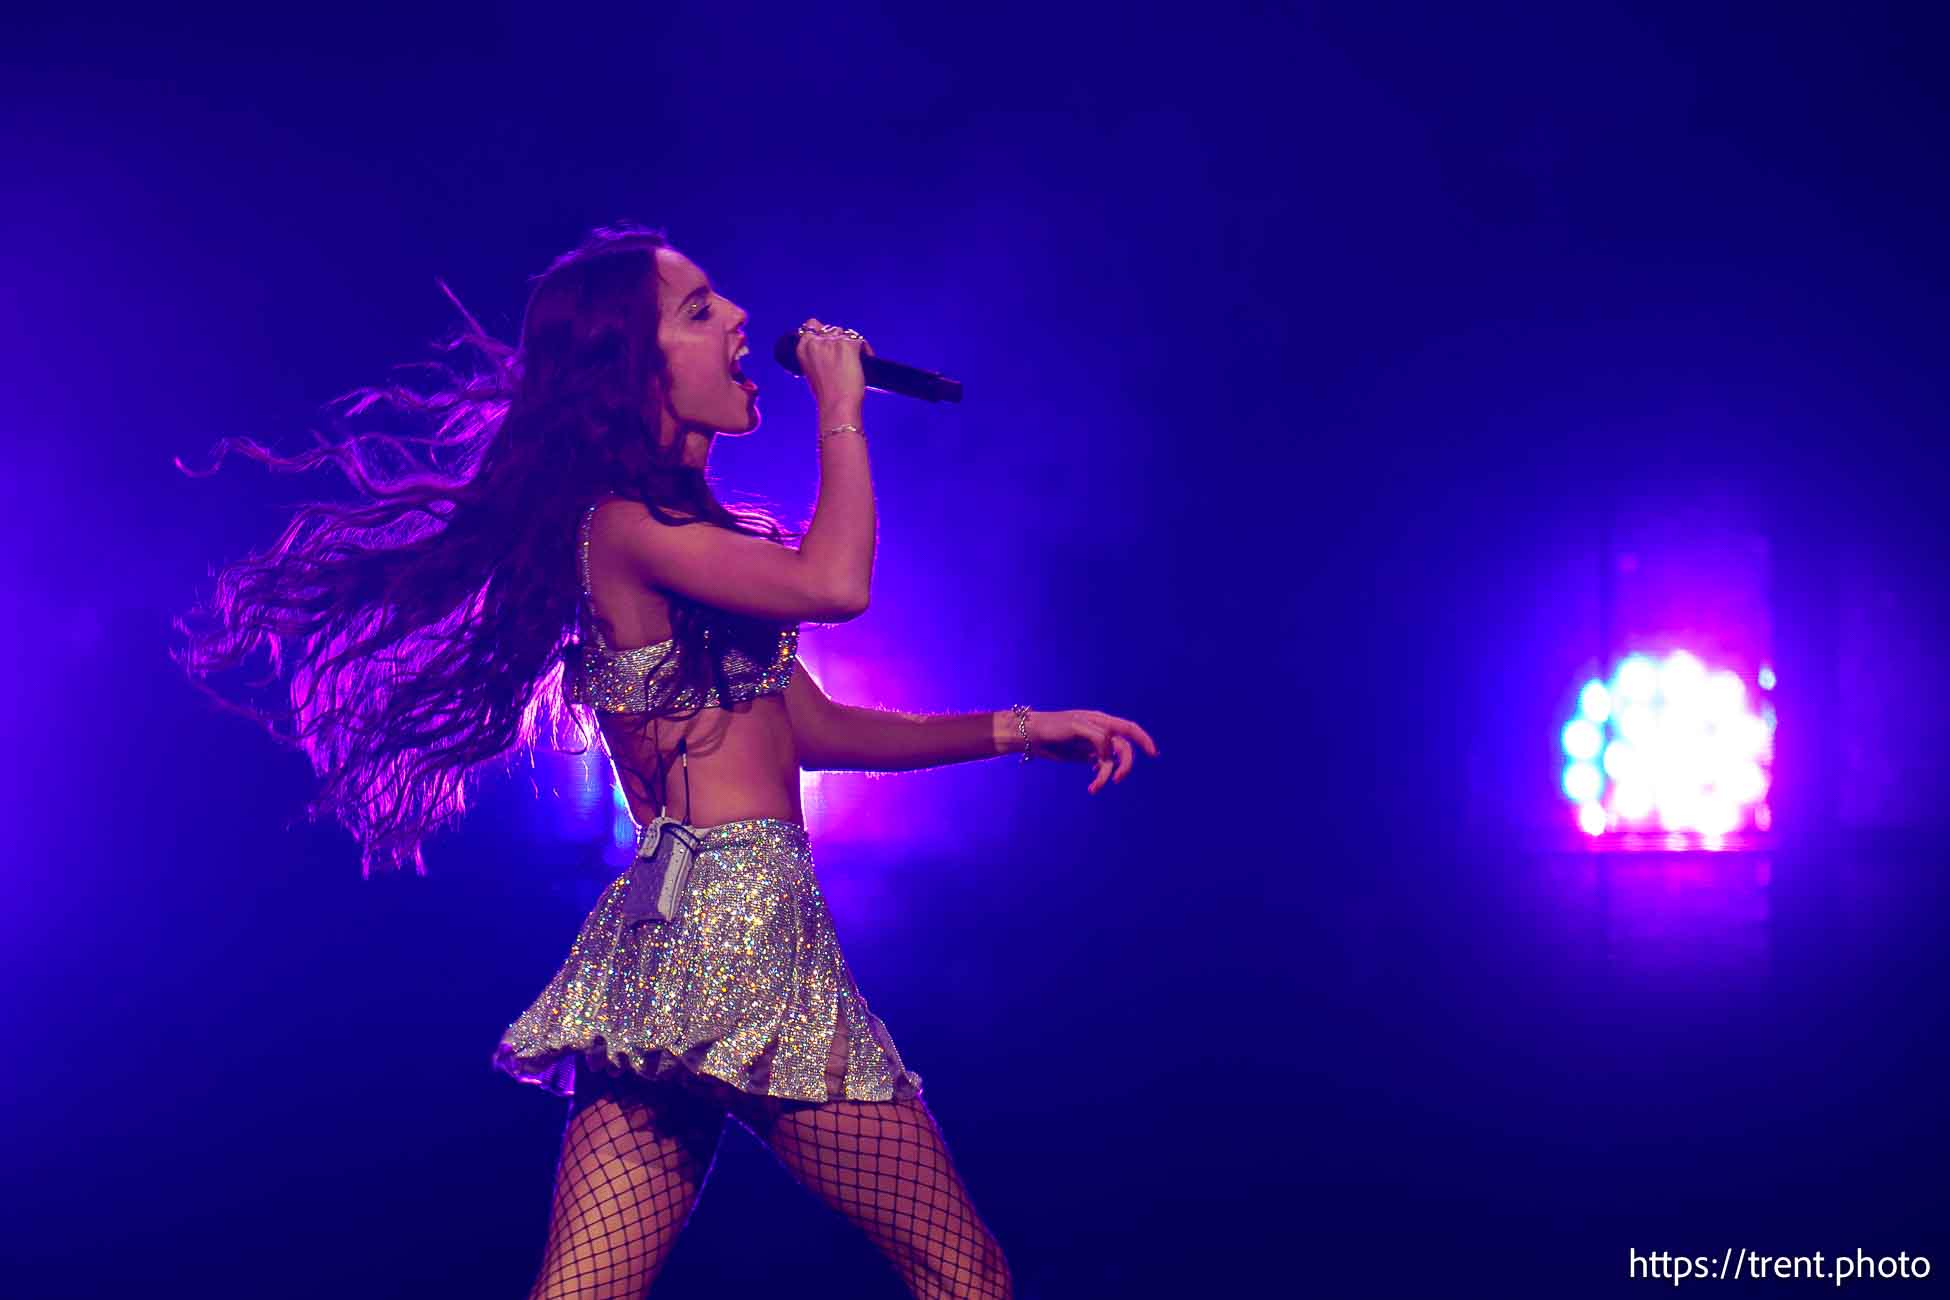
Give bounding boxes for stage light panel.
[1561,649,1773,839]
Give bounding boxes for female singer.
[174,222,1157,1298]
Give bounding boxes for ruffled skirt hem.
[490,1030,925,1106]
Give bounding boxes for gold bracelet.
[1011,704,1031,762]
[819,422,865,448]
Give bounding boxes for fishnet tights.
[525,1017,1012,1299]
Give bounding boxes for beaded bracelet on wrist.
[1011,703,1031,762]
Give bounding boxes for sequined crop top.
[565,498,799,716]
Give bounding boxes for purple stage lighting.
[1561,650,1776,840]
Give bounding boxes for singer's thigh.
[527,1066,727,1299]
[752,1094,1013,1299]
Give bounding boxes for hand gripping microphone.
[772,330,964,403]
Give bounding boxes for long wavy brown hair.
[172,222,799,877]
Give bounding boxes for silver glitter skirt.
[491,817,924,1105]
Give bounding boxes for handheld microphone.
[772,330,964,403]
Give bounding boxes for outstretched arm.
[783,657,1010,772]
[782,658,1159,789]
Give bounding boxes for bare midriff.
[599,695,803,831]
[585,533,804,832]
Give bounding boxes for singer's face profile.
[654,247,759,449]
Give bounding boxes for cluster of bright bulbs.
[1562,650,1775,837]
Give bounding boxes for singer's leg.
[525,1063,728,1299]
[731,1010,1012,1300]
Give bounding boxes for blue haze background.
[2,3,1944,1296]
